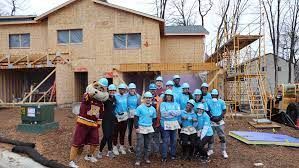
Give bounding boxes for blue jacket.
[160,101,181,127]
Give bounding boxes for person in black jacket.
[97,84,117,159]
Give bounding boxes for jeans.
[151,127,160,154]
[160,127,177,159]
[136,133,153,161]
[208,124,226,151]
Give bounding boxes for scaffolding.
[206,1,268,119]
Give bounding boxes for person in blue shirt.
[134,92,157,166]
[206,89,228,159]
[160,89,181,162]
[127,83,141,153]
[179,99,197,160]
[201,83,212,102]
[179,83,193,110]
[195,103,214,163]
[193,89,208,113]
[112,83,128,156]
[172,75,182,95]
[160,80,179,104]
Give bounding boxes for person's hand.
[135,128,140,133]
[193,118,197,122]
[182,116,187,120]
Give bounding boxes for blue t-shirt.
[114,93,128,114]
[173,85,182,95]
[196,112,213,137]
[160,101,181,127]
[207,99,226,117]
[135,104,157,127]
[179,93,191,110]
[202,92,212,101]
[127,93,141,110]
[179,110,197,128]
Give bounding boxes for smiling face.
[166,85,173,90]
[183,88,189,93]
[144,97,152,105]
[119,88,126,94]
[173,78,180,85]
[166,94,173,102]
[129,88,136,95]
[149,89,156,96]
[201,87,208,94]
[186,103,193,112]
[197,108,204,114]
[109,90,116,95]
[194,94,201,101]
[156,80,163,88]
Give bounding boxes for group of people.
[68,75,228,168]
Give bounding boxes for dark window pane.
[113,34,126,48]
[70,29,82,43]
[127,33,141,48]
[57,30,69,43]
[21,34,30,47]
[9,34,20,48]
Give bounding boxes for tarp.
[229,131,299,147]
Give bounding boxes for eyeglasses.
[144,97,152,99]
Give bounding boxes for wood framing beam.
[31,55,47,65]
[12,55,28,65]
[119,63,217,72]
[21,69,56,103]
[208,69,225,86]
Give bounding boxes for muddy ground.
[0,107,298,168]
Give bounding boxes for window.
[9,33,30,48]
[57,29,82,44]
[113,33,141,49]
[278,66,282,71]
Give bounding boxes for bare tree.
[262,0,283,86]
[280,0,299,83]
[197,0,213,27]
[215,0,230,50]
[2,0,28,16]
[169,0,197,26]
[152,0,169,19]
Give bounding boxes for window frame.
[57,29,83,45]
[278,66,282,71]
[113,33,141,49]
[9,33,30,49]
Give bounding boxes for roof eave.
[0,21,38,25]
[164,33,208,36]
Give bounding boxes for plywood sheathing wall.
[47,0,161,83]
[0,70,25,102]
[56,64,74,105]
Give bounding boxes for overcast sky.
[0,0,272,53]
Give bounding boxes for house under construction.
[0,0,217,106]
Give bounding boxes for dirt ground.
[0,107,298,168]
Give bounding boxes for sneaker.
[113,146,119,155]
[145,160,151,164]
[207,150,214,156]
[170,156,176,160]
[96,152,103,159]
[161,158,167,162]
[128,146,135,153]
[69,161,79,168]
[84,155,98,163]
[119,145,127,155]
[106,151,115,158]
[135,161,141,166]
[222,151,228,159]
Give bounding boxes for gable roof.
[34,0,164,22]
[165,25,209,36]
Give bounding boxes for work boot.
[207,150,214,156]
[119,145,126,155]
[113,146,119,156]
[84,155,98,163]
[69,161,79,168]
[222,151,228,159]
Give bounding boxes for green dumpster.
[17,104,59,133]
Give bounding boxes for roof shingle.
[165,25,209,35]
